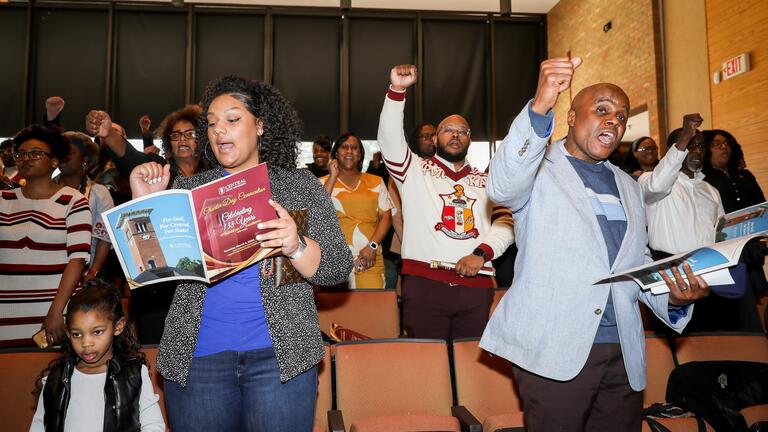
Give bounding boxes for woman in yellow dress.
[322,133,392,288]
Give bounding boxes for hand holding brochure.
[102,163,277,288]
[599,202,768,293]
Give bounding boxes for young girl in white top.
[30,280,165,431]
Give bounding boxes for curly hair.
[12,124,70,161]
[34,279,144,397]
[703,129,745,175]
[157,104,208,173]
[331,132,365,172]
[197,76,303,170]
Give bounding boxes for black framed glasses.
[418,132,436,140]
[170,130,197,142]
[12,150,54,160]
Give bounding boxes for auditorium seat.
[314,289,399,339]
[642,335,715,431]
[0,349,59,432]
[673,333,768,363]
[673,333,768,429]
[330,339,466,431]
[451,338,524,432]
[489,288,507,317]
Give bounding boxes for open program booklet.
[102,163,277,288]
[599,202,768,294]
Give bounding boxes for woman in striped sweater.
[0,125,91,347]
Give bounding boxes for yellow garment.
[321,172,392,288]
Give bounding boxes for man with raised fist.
[480,57,710,430]
[377,65,514,341]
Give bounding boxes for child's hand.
[43,312,67,346]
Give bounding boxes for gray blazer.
[479,104,691,391]
[156,166,353,386]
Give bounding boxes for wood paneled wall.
[706,0,768,193]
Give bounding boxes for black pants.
[401,274,493,341]
[513,343,643,432]
[130,282,177,344]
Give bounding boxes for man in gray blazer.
[480,57,710,431]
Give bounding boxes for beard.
[436,143,469,163]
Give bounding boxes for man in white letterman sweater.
[377,64,514,340]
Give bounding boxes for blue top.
[193,170,272,357]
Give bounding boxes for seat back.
[314,344,332,432]
[315,289,399,338]
[0,349,59,432]
[452,338,522,422]
[334,339,453,426]
[489,289,507,317]
[643,335,676,407]
[674,333,768,364]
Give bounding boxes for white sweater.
[377,88,515,287]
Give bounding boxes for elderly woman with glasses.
[0,125,92,347]
[86,105,208,185]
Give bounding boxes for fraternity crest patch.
[434,184,479,240]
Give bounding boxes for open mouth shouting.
[596,129,617,147]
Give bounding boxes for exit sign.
[722,53,750,80]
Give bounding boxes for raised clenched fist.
[390,65,418,91]
[531,56,582,115]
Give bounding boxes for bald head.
[565,82,630,163]
[570,83,629,112]
[437,114,469,132]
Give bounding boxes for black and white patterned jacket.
[156,166,353,386]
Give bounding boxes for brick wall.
[547,0,665,144]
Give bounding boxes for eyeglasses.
[710,139,730,149]
[418,132,436,140]
[12,150,54,160]
[170,130,196,142]
[439,127,471,137]
[636,146,657,153]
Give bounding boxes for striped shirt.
[0,187,91,346]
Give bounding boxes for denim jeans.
[165,347,318,431]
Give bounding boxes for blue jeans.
[165,348,318,431]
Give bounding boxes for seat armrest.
[452,405,482,432]
[328,409,346,432]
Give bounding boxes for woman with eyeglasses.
[703,129,765,213]
[0,125,92,347]
[322,132,393,288]
[127,76,352,430]
[86,105,209,344]
[86,105,207,185]
[622,136,659,178]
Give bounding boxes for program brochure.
[102,163,276,288]
[599,202,768,294]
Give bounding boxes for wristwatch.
[368,241,379,251]
[472,247,487,259]
[289,235,308,260]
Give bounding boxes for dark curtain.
[114,10,187,137]
[273,15,340,141]
[349,18,415,140]
[0,7,29,135]
[494,21,543,140]
[32,7,108,132]
[423,19,488,140]
[194,12,264,102]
